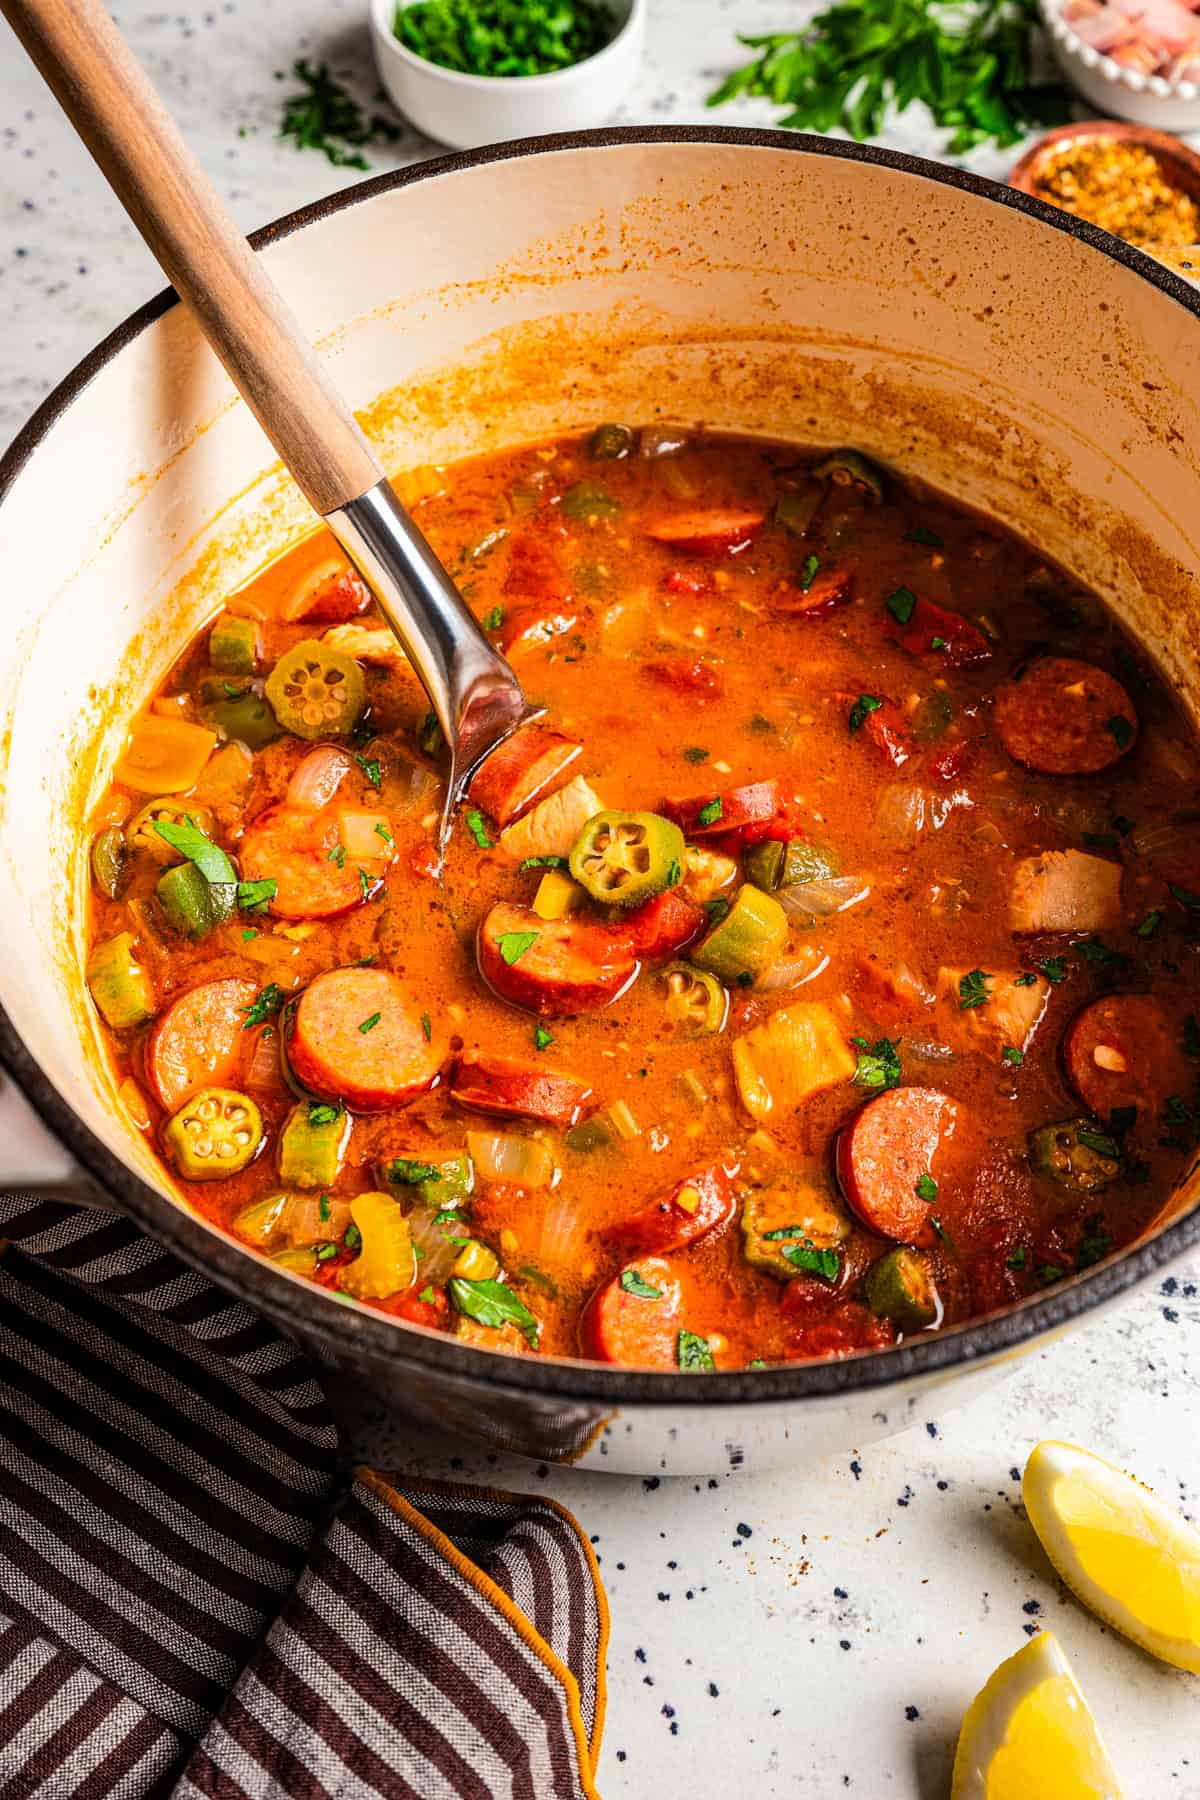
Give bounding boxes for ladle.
[2,0,539,844]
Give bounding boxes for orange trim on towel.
[357,1468,604,1799]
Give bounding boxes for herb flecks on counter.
[278,61,402,171]
[393,0,615,77]
[707,0,1071,154]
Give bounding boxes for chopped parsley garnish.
[1076,1219,1113,1269]
[152,817,235,885]
[318,1194,331,1222]
[799,553,821,592]
[358,1011,382,1034]
[886,586,916,625]
[619,1268,662,1299]
[388,1158,441,1186]
[466,810,493,850]
[1077,937,1131,979]
[676,1329,715,1372]
[534,1025,554,1051]
[848,693,883,734]
[1135,910,1163,939]
[1006,1246,1027,1270]
[241,984,284,1030]
[482,605,504,631]
[915,1172,938,1203]
[930,635,947,651]
[783,1240,841,1281]
[498,930,539,965]
[1013,972,1037,988]
[1161,1093,1200,1151]
[343,1223,362,1253]
[1077,1127,1120,1159]
[421,1012,433,1042]
[666,858,682,889]
[1170,883,1200,914]
[242,929,258,941]
[328,843,347,869]
[519,854,569,871]
[418,1285,437,1304]
[851,1036,902,1090]
[1105,715,1135,750]
[374,821,394,846]
[448,1277,540,1349]
[1037,1264,1065,1286]
[354,754,382,789]
[357,866,371,901]
[308,1102,342,1127]
[957,968,991,1010]
[697,798,723,827]
[904,526,944,547]
[705,896,731,928]
[315,1241,339,1263]
[236,878,277,913]
[278,58,401,171]
[1040,956,1068,984]
[683,746,710,764]
[1001,1045,1024,1067]
[395,0,614,78]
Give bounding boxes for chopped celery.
[450,1239,501,1282]
[86,932,155,1030]
[208,613,259,676]
[339,1192,415,1300]
[693,883,787,985]
[278,1102,350,1188]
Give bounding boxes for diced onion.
[1129,817,1198,864]
[245,1029,284,1091]
[338,809,393,861]
[287,745,354,812]
[286,1193,352,1246]
[778,876,870,919]
[119,1077,151,1131]
[466,1130,555,1189]
[608,1100,640,1140]
[756,950,830,992]
[907,1037,955,1063]
[874,786,927,844]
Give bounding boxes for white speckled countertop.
[2,2,1199,1791]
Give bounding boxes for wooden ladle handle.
[1,0,384,516]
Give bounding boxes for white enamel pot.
[1,130,1198,1476]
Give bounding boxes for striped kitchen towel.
[0,1196,607,1798]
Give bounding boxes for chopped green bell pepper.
[693,883,787,985]
[201,692,282,751]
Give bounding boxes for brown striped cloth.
[0,1196,608,1798]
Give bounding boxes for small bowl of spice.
[371,0,645,149]
[1011,120,1200,249]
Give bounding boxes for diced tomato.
[384,1285,449,1330]
[642,657,723,700]
[645,509,765,556]
[502,534,566,605]
[581,1257,683,1366]
[860,703,915,769]
[409,840,440,880]
[886,596,992,669]
[663,780,781,840]
[467,725,582,828]
[780,1299,895,1362]
[144,977,259,1112]
[771,568,854,617]
[604,1163,738,1257]
[853,955,931,1026]
[478,902,638,1017]
[929,740,972,783]
[239,803,389,919]
[621,889,705,960]
[663,568,710,597]
[835,1087,958,1245]
[287,968,447,1112]
[449,1053,593,1128]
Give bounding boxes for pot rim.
[3,124,1198,1409]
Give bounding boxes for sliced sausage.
[835,1087,959,1245]
[282,559,371,624]
[478,902,638,1016]
[239,803,388,919]
[621,889,705,961]
[503,534,567,605]
[144,977,259,1112]
[645,509,765,556]
[450,1053,593,1129]
[581,1257,683,1366]
[287,968,446,1111]
[771,568,854,617]
[466,725,582,828]
[498,604,580,657]
[641,657,724,699]
[863,702,915,770]
[1062,994,1190,1126]
[885,595,992,668]
[994,656,1137,774]
[663,780,781,840]
[603,1163,738,1257]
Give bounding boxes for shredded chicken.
[934,967,1051,1056]
[498,776,604,863]
[732,1003,856,1124]
[1010,849,1122,933]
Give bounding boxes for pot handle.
[0,1075,111,1208]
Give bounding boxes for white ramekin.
[371,0,645,149]
[1038,0,1200,129]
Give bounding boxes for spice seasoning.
[1028,139,1199,247]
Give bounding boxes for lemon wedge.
[952,1632,1122,1799]
[1024,1439,1200,1673]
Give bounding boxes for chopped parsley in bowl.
[393,0,618,78]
